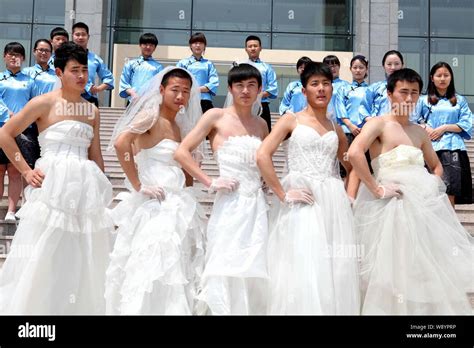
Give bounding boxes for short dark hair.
[350,55,368,68]
[296,56,312,70]
[228,63,262,88]
[427,61,457,106]
[245,35,261,47]
[382,50,404,66]
[139,33,158,46]
[4,42,25,58]
[189,32,207,46]
[386,68,423,93]
[54,41,88,71]
[162,68,193,88]
[50,27,69,40]
[72,22,89,35]
[33,39,53,51]
[300,62,333,87]
[323,55,341,66]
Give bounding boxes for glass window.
[0,23,32,71]
[33,0,65,24]
[193,0,271,32]
[199,31,271,49]
[431,38,474,96]
[0,0,33,23]
[114,28,190,46]
[113,0,192,29]
[272,33,352,51]
[398,0,428,37]
[272,0,350,35]
[398,37,429,88]
[430,0,474,38]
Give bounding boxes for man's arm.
[264,64,278,99]
[91,56,114,93]
[420,129,443,178]
[119,61,135,99]
[347,118,385,197]
[88,107,105,172]
[0,97,47,185]
[204,62,219,96]
[174,108,221,187]
[256,114,294,201]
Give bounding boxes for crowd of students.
[0,25,472,315]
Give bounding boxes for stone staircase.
[2,107,474,268]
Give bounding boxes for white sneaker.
[4,211,17,222]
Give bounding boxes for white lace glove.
[284,188,314,206]
[139,185,166,201]
[377,183,402,199]
[208,177,239,194]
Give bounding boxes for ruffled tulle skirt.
[196,189,269,315]
[104,185,206,315]
[0,155,114,314]
[354,165,474,314]
[267,174,360,315]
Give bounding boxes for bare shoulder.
[202,107,225,122]
[255,115,269,135]
[274,113,297,130]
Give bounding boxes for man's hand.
[375,183,402,199]
[23,168,45,188]
[284,188,314,206]
[208,177,239,193]
[139,185,166,201]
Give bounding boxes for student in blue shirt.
[23,39,58,97]
[245,35,278,131]
[279,56,312,115]
[359,50,404,121]
[120,33,163,106]
[177,32,219,113]
[333,55,369,196]
[323,54,350,120]
[48,27,69,69]
[72,22,114,106]
[415,62,473,206]
[0,42,36,221]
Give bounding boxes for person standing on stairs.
[244,35,278,131]
[349,68,474,314]
[119,33,163,107]
[279,56,312,116]
[177,32,219,114]
[0,42,36,222]
[72,22,114,107]
[174,63,270,315]
[414,61,473,207]
[0,42,114,314]
[105,66,206,315]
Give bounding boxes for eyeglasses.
[35,48,52,54]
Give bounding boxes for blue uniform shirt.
[414,94,473,151]
[177,56,219,101]
[120,55,163,100]
[23,64,58,97]
[328,77,350,121]
[359,80,390,120]
[48,54,55,70]
[83,50,114,98]
[0,70,34,125]
[279,80,306,115]
[248,58,278,103]
[333,80,369,133]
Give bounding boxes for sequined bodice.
[287,124,340,180]
[38,120,93,159]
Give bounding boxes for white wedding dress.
[196,135,269,315]
[0,120,114,314]
[354,144,474,314]
[104,139,206,315]
[267,120,360,314]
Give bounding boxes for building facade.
[0,0,472,108]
